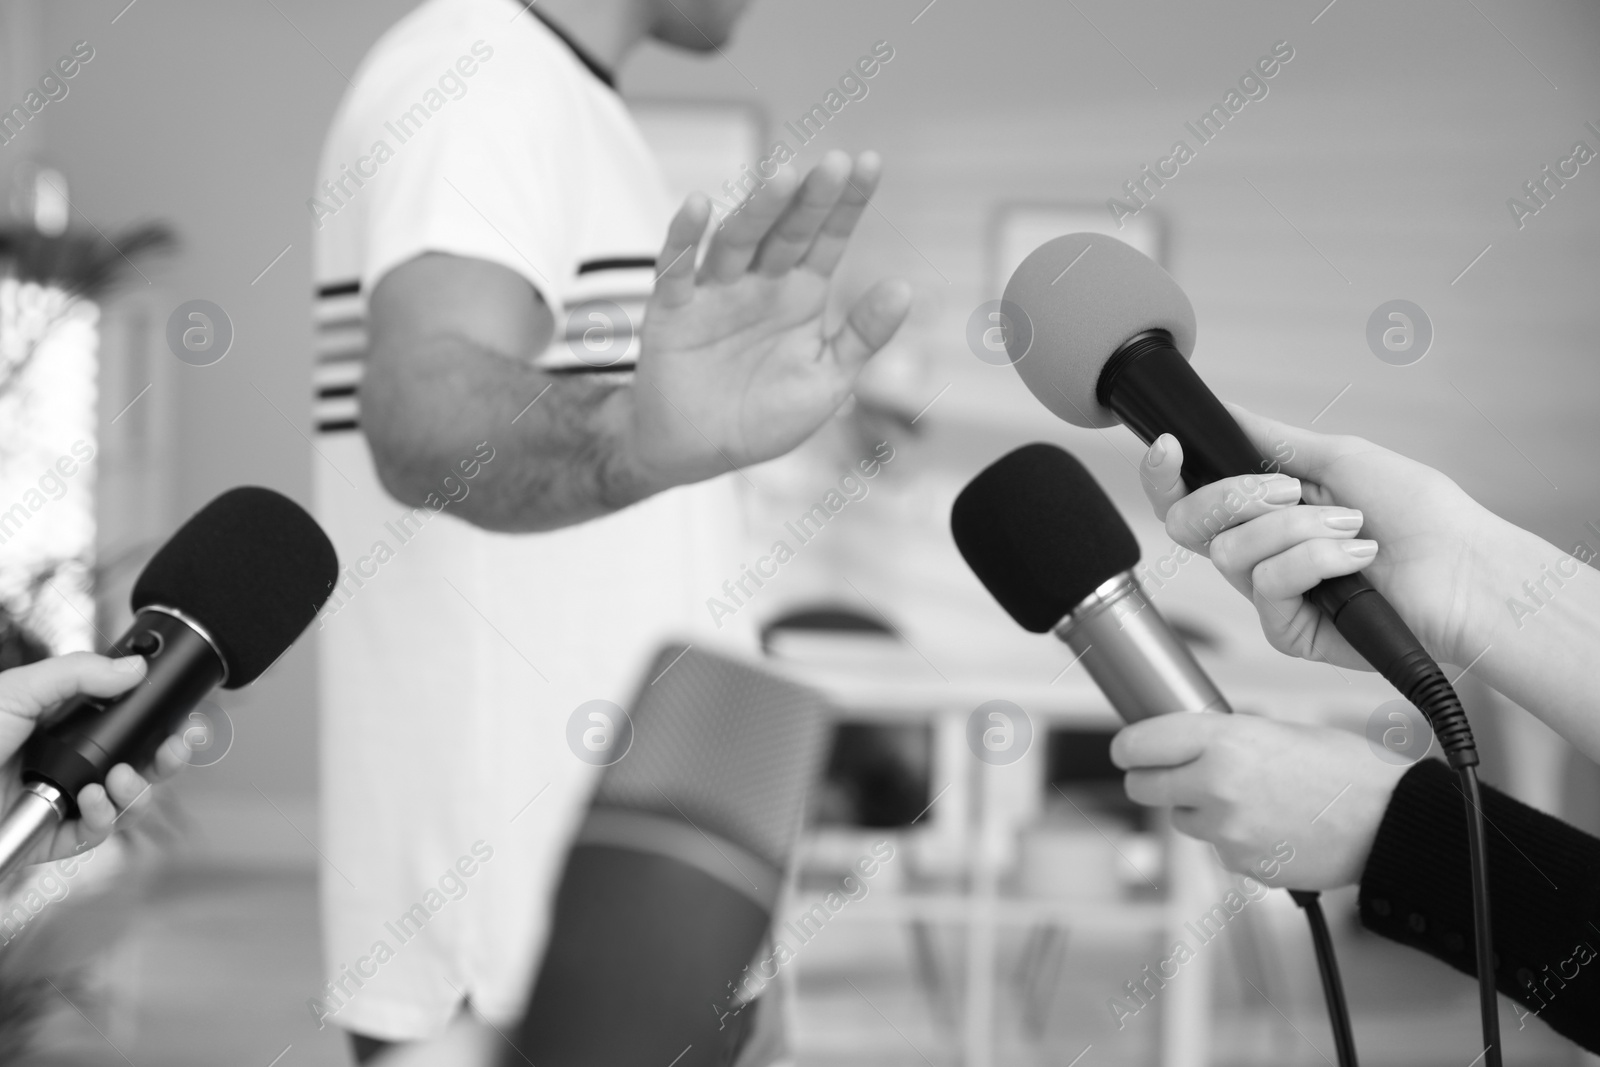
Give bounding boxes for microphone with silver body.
[951,442,1366,1067]
[1052,574,1229,720]
[950,442,1228,722]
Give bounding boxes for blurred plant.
[0,220,174,664]
[0,222,174,399]
[0,967,57,1064]
[0,843,160,1065]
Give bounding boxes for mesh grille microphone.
[590,646,824,874]
[952,443,1230,722]
[513,644,829,1067]
[0,487,337,881]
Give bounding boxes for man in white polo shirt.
[309,0,909,1060]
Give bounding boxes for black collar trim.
[523,5,617,90]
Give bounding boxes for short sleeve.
[360,65,580,312]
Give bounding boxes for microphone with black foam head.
[951,442,1230,722]
[0,487,338,881]
[952,443,1367,1067]
[511,643,830,1067]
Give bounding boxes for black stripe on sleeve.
[317,279,361,298]
[316,419,360,434]
[578,256,657,275]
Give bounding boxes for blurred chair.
[764,605,960,1029]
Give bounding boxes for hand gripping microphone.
[1002,237,1498,1067]
[950,442,1229,722]
[0,487,338,882]
[952,443,1360,1067]
[511,644,830,1067]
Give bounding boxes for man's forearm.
[361,334,663,533]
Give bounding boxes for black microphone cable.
[1298,706,1498,1067]
[1289,890,1359,1067]
[1423,689,1501,1067]
[1324,601,1500,1067]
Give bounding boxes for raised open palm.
[627,151,912,488]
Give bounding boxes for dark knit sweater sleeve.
[1359,757,1600,1051]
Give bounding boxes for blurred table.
[774,652,1219,1067]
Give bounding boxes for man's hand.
[0,652,189,869]
[1138,404,1509,669]
[1111,712,1407,891]
[625,150,912,490]
[362,151,911,532]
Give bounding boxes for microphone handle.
[0,609,222,881]
[25,608,225,818]
[1102,336,1453,718]
[1053,572,1231,722]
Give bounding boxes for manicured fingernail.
[1147,436,1167,465]
[1342,539,1378,559]
[112,655,146,674]
[1264,477,1301,504]
[1324,508,1364,531]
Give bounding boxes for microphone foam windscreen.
[131,487,339,688]
[951,443,1141,633]
[593,644,829,873]
[1002,233,1197,428]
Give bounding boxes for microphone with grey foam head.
[511,644,830,1067]
[951,443,1230,722]
[999,235,1478,766]
[1001,232,1213,451]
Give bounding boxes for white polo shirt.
[309,0,746,1038]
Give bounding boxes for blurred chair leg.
[1161,834,1213,1067]
[906,919,957,1029]
[1014,923,1071,1041]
